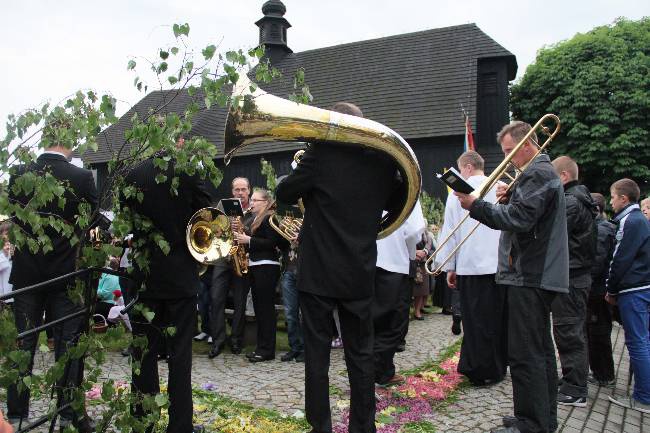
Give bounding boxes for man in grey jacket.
[455,121,569,433]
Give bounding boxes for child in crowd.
[605,178,650,414]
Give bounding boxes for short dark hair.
[611,178,640,203]
[330,102,363,118]
[591,192,606,213]
[457,150,484,171]
[497,121,538,147]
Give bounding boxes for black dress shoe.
[245,351,258,359]
[281,351,297,362]
[248,354,274,363]
[294,352,305,362]
[502,415,517,428]
[395,343,406,352]
[451,315,462,335]
[208,344,224,359]
[230,342,242,355]
[60,416,96,433]
[490,427,521,433]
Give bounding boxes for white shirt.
[436,175,500,275]
[0,252,13,303]
[119,234,133,269]
[376,200,426,275]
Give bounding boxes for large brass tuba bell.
[224,76,421,238]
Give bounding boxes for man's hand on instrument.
[234,232,251,245]
[454,192,476,210]
[496,183,510,203]
[415,250,427,261]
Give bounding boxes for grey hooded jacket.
[469,154,569,293]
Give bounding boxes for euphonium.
[269,150,304,241]
[269,210,303,242]
[186,207,235,272]
[224,76,421,238]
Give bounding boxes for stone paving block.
[5,310,637,433]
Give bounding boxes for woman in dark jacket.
[235,189,288,362]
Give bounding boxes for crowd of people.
[0,108,649,433]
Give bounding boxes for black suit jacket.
[124,158,212,299]
[249,215,289,262]
[276,143,401,299]
[8,153,98,288]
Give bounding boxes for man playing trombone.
[455,121,569,433]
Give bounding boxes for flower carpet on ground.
[83,345,463,432]
[333,351,463,433]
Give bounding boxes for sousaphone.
[224,76,421,238]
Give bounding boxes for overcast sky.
[1,0,648,129]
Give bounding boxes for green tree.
[0,22,306,432]
[510,18,650,195]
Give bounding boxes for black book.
[436,167,475,194]
[217,198,244,217]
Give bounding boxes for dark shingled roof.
[85,23,515,164]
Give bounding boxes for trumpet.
[425,114,561,276]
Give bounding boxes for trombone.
[425,114,561,276]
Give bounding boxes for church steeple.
[255,0,292,62]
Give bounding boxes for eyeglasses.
[251,199,267,202]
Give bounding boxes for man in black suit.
[7,143,98,432]
[276,103,401,433]
[123,143,212,433]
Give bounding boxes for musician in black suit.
[234,189,288,362]
[123,144,212,433]
[7,144,98,432]
[276,103,401,433]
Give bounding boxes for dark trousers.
[372,268,410,384]
[197,279,211,335]
[8,285,84,421]
[281,270,304,353]
[300,291,376,433]
[586,291,615,381]
[508,286,558,433]
[457,275,507,384]
[209,265,249,348]
[131,296,196,433]
[551,285,589,398]
[250,265,281,357]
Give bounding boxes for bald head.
[331,102,364,118]
[552,155,579,184]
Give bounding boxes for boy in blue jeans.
[605,178,650,413]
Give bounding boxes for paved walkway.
[10,310,647,432]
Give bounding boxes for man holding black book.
[454,121,569,433]
[436,150,506,386]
